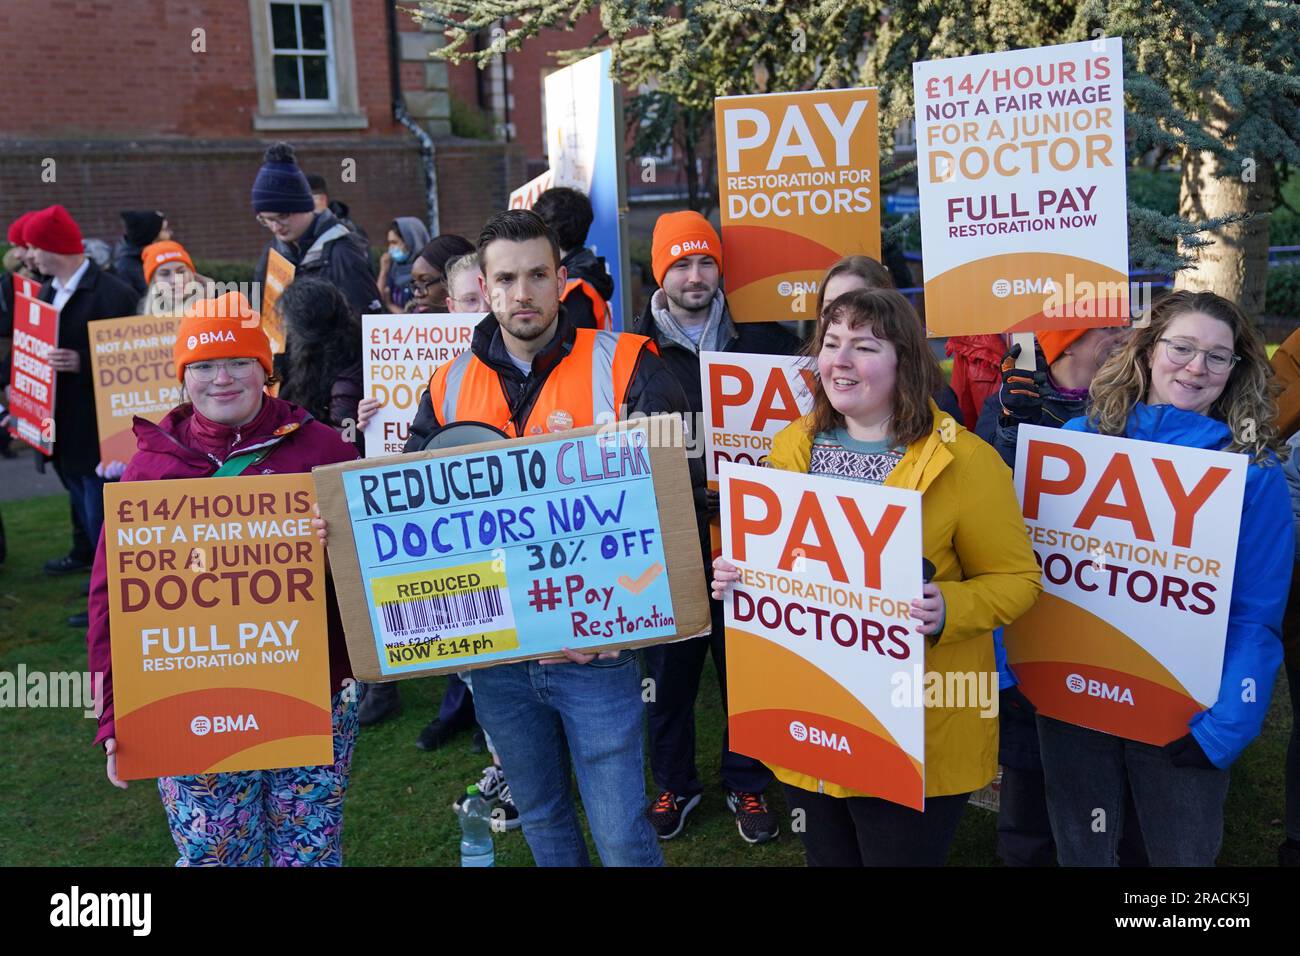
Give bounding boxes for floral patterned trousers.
[158,691,359,866]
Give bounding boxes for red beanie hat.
[24,205,83,255]
[651,211,723,286]
[7,212,34,246]
[142,241,195,284]
[1037,328,1091,366]
[174,292,273,382]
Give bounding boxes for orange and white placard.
[701,351,816,482]
[360,313,479,457]
[721,462,925,808]
[1005,425,1246,744]
[715,88,880,323]
[913,38,1129,336]
[105,475,333,779]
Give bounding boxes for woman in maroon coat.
[87,292,361,866]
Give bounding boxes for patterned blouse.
[807,428,904,485]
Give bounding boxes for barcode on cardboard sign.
[379,586,505,636]
[370,560,517,654]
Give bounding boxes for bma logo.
[670,239,712,258]
[190,713,260,736]
[991,277,1057,298]
[788,719,851,753]
[196,330,236,346]
[777,280,819,297]
[1065,673,1134,705]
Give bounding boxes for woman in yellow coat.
[712,287,1042,865]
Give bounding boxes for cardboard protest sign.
[913,38,1129,336]
[88,315,181,466]
[7,290,58,455]
[361,313,478,457]
[104,475,333,779]
[701,351,816,482]
[314,415,710,679]
[261,248,295,353]
[715,88,880,324]
[721,462,925,809]
[1004,425,1246,745]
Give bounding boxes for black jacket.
[626,291,802,419]
[254,210,381,318]
[38,261,139,474]
[406,305,694,448]
[559,247,615,330]
[110,238,148,296]
[973,344,1089,469]
[628,290,801,564]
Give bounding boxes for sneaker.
[453,765,521,831]
[453,765,506,806]
[647,790,701,840]
[491,779,521,831]
[45,555,91,576]
[726,790,779,844]
[67,611,89,629]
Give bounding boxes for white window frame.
[269,0,337,112]
[249,0,366,131]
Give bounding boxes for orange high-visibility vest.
[427,327,654,437]
[563,277,611,330]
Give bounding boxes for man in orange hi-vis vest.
[533,186,614,330]
[406,209,697,867]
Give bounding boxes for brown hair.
[806,288,940,448]
[1088,290,1281,463]
[816,255,894,318]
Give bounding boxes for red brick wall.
[1,0,406,139]
[433,140,529,242]
[1,137,529,263]
[0,140,422,262]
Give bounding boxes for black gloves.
[704,488,721,522]
[1164,732,1216,770]
[999,343,1046,426]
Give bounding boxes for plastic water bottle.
[459,785,495,867]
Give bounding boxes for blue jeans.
[1037,715,1229,866]
[62,471,106,547]
[468,652,663,867]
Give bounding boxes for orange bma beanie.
[651,210,723,286]
[174,292,273,382]
[1036,328,1091,366]
[142,241,195,284]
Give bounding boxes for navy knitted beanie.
[251,142,315,214]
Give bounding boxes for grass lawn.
[0,493,1291,866]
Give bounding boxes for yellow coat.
[763,403,1042,797]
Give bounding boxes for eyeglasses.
[1158,337,1240,375]
[255,212,293,228]
[410,275,446,296]
[186,358,263,382]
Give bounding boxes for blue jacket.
[1063,404,1293,768]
